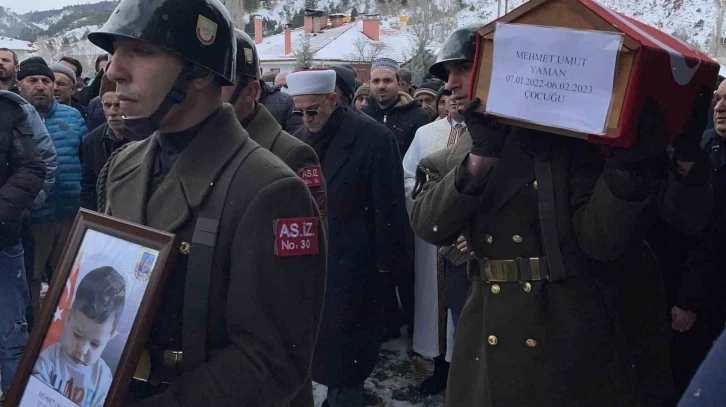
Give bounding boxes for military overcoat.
[100,106,327,407]
[411,127,710,406]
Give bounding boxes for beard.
[0,69,15,81]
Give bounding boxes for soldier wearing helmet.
[89,0,326,404]
[410,25,711,406]
[222,29,326,229]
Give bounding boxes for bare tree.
[712,0,726,58]
[225,0,247,29]
[346,36,388,64]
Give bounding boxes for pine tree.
[294,34,314,69]
[351,6,358,18]
[305,0,319,9]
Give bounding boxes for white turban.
[287,69,337,96]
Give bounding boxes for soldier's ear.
[249,79,261,102]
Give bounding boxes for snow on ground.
[313,334,445,407]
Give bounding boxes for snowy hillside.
[248,0,718,53]
[0,0,720,64]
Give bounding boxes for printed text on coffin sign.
[274,217,320,257]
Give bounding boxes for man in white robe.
[403,103,465,395]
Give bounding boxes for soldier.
[222,30,326,223]
[89,0,326,405]
[410,25,712,406]
[221,29,325,407]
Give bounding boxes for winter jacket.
[361,91,431,157]
[85,96,106,132]
[0,91,57,209]
[260,84,303,134]
[31,99,87,224]
[80,123,129,211]
[71,97,89,124]
[0,95,46,249]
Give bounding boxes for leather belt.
[467,257,549,283]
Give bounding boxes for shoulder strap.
[182,141,260,370]
[534,159,566,282]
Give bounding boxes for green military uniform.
[243,101,325,407]
[245,103,326,219]
[100,106,326,406]
[410,127,710,406]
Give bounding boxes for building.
[0,36,38,62]
[255,12,431,82]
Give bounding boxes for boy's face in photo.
[61,308,117,367]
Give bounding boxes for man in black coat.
[289,69,409,407]
[360,58,430,157]
[80,90,129,211]
[0,95,45,396]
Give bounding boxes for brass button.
[512,235,524,243]
[485,234,493,244]
[523,282,532,293]
[526,339,537,348]
[487,335,498,346]
[533,180,538,190]
[491,284,501,294]
[179,241,191,255]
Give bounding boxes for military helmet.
[234,29,260,80]
[429,24,481,81]
[88,0,236,85]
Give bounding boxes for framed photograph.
[5,209,179,407]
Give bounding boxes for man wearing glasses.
[289,69,410,407]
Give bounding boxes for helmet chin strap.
[123,64,203,141]
[227,76,250,107]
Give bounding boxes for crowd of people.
[0,0,725,406]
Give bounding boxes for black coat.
[79,123,128,211]
[0,97,45,248]
[360,92,431,157]
[85,96,106,132]
[261,84,303,135]
[296,106,409,387]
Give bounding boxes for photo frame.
[5,209,179,407]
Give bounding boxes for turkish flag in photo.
[41,251,82,352]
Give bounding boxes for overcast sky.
[0,0,104,15]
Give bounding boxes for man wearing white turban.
[289,69,412,407]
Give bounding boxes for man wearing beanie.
[18,56,87,315]
[49,62,88,122]
[413,80,443,121]
[354,84,369,110]
[288,68,409,407]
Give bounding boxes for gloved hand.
[462,98,508,157]
[610,97,669,165]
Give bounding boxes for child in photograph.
[32,266,126,407]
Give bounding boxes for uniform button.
[526,339,537,348]
[491,284,501,294]
[512,235,524,243]
[179,241,191,255]
[523,282,532,293]
[533,180,538,190]
[487,335,498,346]
[485,234,493,244]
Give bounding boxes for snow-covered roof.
[257,20,433,64]
[0,36,38,52]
